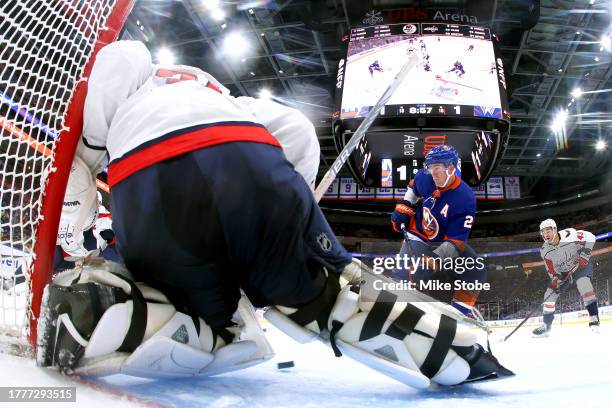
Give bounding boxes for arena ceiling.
[124,0,611,199]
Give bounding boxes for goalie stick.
[314,53,419,202]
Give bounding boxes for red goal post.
[0,0,134,349]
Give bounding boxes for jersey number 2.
[464,215,474,229]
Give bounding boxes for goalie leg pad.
[333,290,472,387]
[38,260,273,378]
[266,260,513,389]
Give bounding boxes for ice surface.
[2,320,610,407]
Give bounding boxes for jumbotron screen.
[336,22,509,121]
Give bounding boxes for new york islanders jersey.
[403,169,476,248]
[540,228,596,277]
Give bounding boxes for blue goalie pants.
[110,142,352,328]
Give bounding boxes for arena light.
[551,110,569,149]
[600,35,611,51]
[155,47,175,65]
[550,110,568,132]
[258,88,272,99]
[595,140,606,150]
[224,32,249,56]
[570,87,583,98]
[211,8,225,21]
[203,0,220,8]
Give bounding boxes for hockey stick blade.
[314,53,419,202]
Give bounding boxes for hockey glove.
[577,247,591,268]
[391,201,417,233]
[93,213,115,250]
[551,273,572,294]
[550,275,561,291]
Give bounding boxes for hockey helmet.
[424,145,459,169]
[539,218,557,241]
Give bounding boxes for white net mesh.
[0,0,120,339]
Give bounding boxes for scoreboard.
[333,20,510,187]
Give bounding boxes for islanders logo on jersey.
[421,207,440,240]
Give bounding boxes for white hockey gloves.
[37,259,273,378]
[265,258,513,389]
[56,156,99,258]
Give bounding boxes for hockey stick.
[502,270,575,342]
[314,53,419,202]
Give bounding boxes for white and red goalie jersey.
[540,228,596,278]
[78,40,320,189]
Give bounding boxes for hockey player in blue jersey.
[448,61,465,77]
[368,60,384,77]
[390,145,484,316]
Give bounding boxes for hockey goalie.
[37,40,512,389]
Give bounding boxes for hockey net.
[0,0,133,350]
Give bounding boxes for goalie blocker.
[37,258,512,388]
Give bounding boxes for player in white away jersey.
[533,218,600,337]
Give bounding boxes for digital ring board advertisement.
[336,22,510,122]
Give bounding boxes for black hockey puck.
[277,361,295,369]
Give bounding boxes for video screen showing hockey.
[340,23,503,119]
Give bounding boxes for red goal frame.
[28,0,135,348]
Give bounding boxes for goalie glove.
[92,206,115,251]
[264,258,513,389]
[57,156,98,258]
